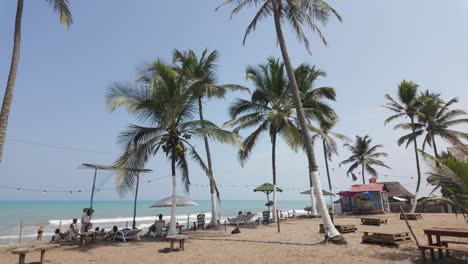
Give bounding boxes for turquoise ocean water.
[0,200,311,245]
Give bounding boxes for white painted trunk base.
[309,186,318,216]
[311,171,340,238]
[209,191,217,225]
[410,191,419,213]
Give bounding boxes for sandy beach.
[1,213,467,264]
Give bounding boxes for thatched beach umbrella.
[150,195,199,207]
[300,189,335,196]
[254,183,283,211]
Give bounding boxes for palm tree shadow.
[373,247,468,264]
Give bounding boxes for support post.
[19,219,23,244]
[89,168,97,210]
[276,209,280,233]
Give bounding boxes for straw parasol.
[300,189,335,196]
[254,183,283,211]
[150,195,199,207]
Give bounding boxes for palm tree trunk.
[0,0,24,163]
[432,135,439,159]
[271,132,277,222]
[272,0,342,241]
[410,117,422,213]
[168,143,177,235]
[197,98,218,226]
[308,171,318,216]
[323,139,334,213]
[132,174,140,229]
[361,164,365,185]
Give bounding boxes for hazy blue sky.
[0,0,466,201]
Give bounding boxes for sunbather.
[147,214,166,237]
[50,228,63,243]
[102,226,118,240]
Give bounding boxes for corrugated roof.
[349,184,386,192]
[379,182,414,198]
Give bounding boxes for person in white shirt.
[80,208,92,233]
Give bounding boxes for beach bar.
[339,184,390,215]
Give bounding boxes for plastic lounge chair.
[226,215,244,226]
[197,214,206,230]
[262,211,271,224]
[114,229,142,242]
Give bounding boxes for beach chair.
[262,211,271,224]
[226,215,244,226]
[197,214,206,230]
[114,229,142,242]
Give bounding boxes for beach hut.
[338,184,390,215]
[379,182,414,204]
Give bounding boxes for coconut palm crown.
[340,135,390,184]
[225,57,303,221]
[106,61,238,235]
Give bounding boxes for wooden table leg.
[40,250,46,263]
[427,235,435,261]
[436,235,443,259]
[80,235,85,246]
[170,241,174,251]
[19,253,25,264]
[420,249,426,263]
[181,240,184,250]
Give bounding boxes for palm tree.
[217,0,344,242]
[225,58,303,222]
[383,80,424,213]
[295,64,336,215]
[172,49,248,226]
[413,94,468,159]
[340,135,390,184]
[0,0,72,163]
[311,117,350,213]
[106,61,238,235]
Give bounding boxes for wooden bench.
[419,243,468,263]
[11,244,60,264]
[319,224,357,234]
[400,213,422,220]
[362,231,412,246]
[166,235,188,251]
[361,217,388,226]
[78,231,96,246]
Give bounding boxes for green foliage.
[340,135,390,180]
[107,61,239,196]
[45,0,73,28]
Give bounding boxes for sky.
[0,0,466,201]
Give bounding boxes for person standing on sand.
[80,208,92,233]
[36,225,44,240]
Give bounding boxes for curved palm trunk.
[198,98,218,226]
[323,139,334,213]
[361,164,366,185]
[132,174,140,229]
[272,0,341,241]
[271,132,278,222]
[432,135,439,159]
[410,117,422,213]
[168,145,177,236]
[0,0,24,163]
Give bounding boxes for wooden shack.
[339,184,390,215]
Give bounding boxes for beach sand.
[1,213,467,264]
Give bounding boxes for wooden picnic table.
[166,235,188,251]
[11,244,60,264]
[422,227,468,262]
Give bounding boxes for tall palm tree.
[217,0,344,242]
[0,0,72,163]
[225,58,303,222]
[106,61,238,235]
[340,135,390,184]
[413,94,468,159]
[311,117,350,213]
[295,64,336,215]
[383,80,424,213]
[172,49,248,226]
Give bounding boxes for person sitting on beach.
[65,218,79,240]
[102,226,118,240]
[36,225,44,241]
[147,214,166,237]
[50,229,63,243]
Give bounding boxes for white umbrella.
[150,195,198,208]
